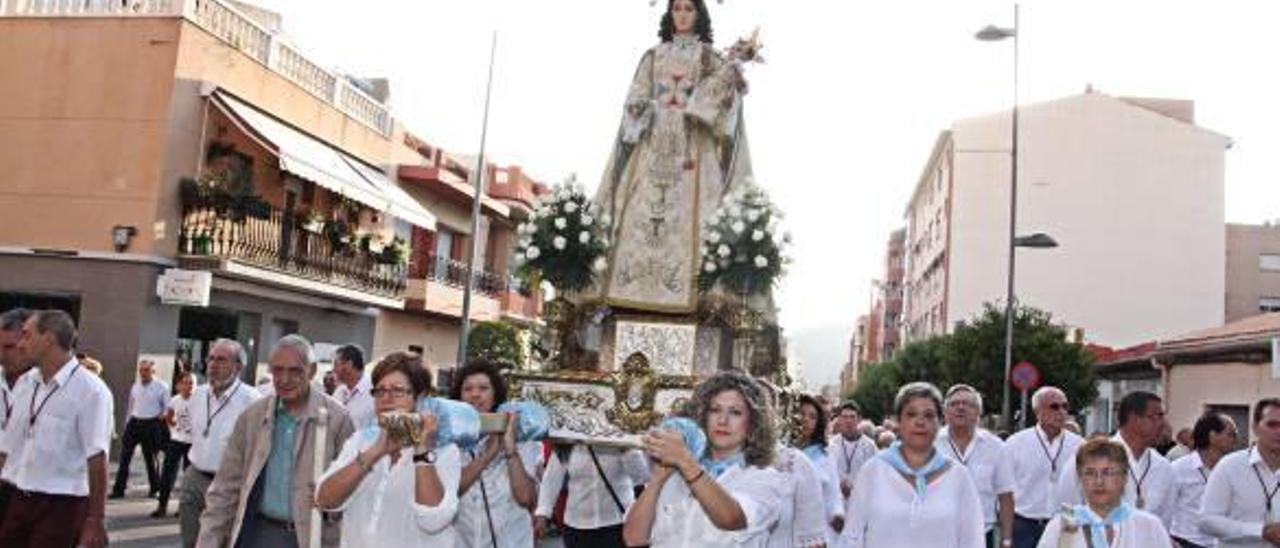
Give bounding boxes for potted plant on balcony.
[376,236,409,266]
[323,219,353,253]
[299,211,325,234]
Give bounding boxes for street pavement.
[107,459,565,547]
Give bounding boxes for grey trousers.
[177,468,214,548]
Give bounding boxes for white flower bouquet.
[698,185,790,295]
[514,177,610,293]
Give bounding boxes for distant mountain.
[787,323,851,386]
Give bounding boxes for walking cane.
[310,406,328,548]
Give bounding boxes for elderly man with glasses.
[937,384,1016,548]
[1002,386,1084,548]
[198,335,353,548]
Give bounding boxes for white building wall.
[945,93,1227,347]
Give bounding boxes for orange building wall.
[0,18,182,254]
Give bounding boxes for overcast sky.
[253,0,1280,386]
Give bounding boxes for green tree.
[466,321,526,367]
[846,302,1096,424]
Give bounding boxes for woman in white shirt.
[1037,437,1173,548]
[624,370,787,548]
[844,381,985,548]
[451,359,543,548]
[533,444,650,547]
[316,352,461,547]
[794,393,844,544]
[153,370,195,518]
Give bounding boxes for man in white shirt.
[111,359,170,499]
[938,384,1015,548]
[1201,397,1280,547]
[1056,390,1176,528]
[533,445,650,547]
[176,338,262,548]
[331,343,375,430]
[0,308,34,525]
[827,401,876,519]
[1171,412,1237,548]
[0,310,113,548]
[1005,385,1084,548]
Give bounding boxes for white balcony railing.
[2,0,393,136]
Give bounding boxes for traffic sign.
[1010,361,1041,392]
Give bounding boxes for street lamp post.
[976,5,1026,432]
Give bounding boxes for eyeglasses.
[1080,468,1126,482]
[1046,402,1069,412]
[371,386,414,399]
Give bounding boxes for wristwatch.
[413,450,437,465]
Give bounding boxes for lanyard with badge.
[1252,447,1280,523]
[28,365,80,437]
[1129,450,1153,509]
[203,382,241,438]
[1036,429,1066,481]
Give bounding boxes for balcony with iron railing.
[2,0,393,136]
[177,201,407,299]
[420,254,506,298]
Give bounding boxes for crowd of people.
[0,307,1278,547]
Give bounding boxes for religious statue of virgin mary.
[586,0,757,314]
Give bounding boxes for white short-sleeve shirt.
[842,456,986,548]
[0,358,114,496]
[186,380,263,473]
[319,431,463,547]
[168,393,195,444]
[534,445,649,530]
[643,464,786,548]
[1006,425,1084,519]
[129,379,170,420]
[937,426,1016,530]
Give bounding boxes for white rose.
[593,257,608,272]
[578,231,590,244]
[555,217,568,230]
[553,236,567,250]
[704,261,717,273]
[708,231,721,244]
[754,255,769,268]
[581,215,594,227]
[601,214,613,227]
[751,229,764,242]
[731,221,745,234]
[746,209,760,222]
[526,246,541,259]
[519,237,531,248]
[717,244,731,258]
[565,201,579,213]
[728,205,742,218]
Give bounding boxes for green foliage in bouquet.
[697,185,790,294]
[513,179,610,293]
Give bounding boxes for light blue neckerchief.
[802,443,826,463]
[700,451,746,478]
[1074,502,1132,548]
[877,441,948,498]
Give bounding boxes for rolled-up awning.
[211,91,437,230]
